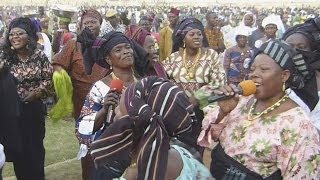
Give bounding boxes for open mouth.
[194,41,201,45]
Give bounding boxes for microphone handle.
[208,94,236,103]
[208,87,243,103]
[106,105,114,124]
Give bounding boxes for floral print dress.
[199,96,320,179]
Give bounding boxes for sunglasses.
[8,32,27,37]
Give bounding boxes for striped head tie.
[90,76,195,180]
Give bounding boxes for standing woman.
[224,27,252,85]
[162,17,225,153]
[0,17,52,180]
[52,9,106,121]
[76,30,146,179]
[199,40,320,179]
[125,25,167,78]
[283,17,320,131]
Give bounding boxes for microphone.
[106,79,124,124]
[208,80,256,103]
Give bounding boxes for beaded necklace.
[247,94,289,121]
[244,94,289,128]
[110,72,138,86]
[182,48,201,80]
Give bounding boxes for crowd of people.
[0,3,319,180]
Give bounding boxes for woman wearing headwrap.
[76,30,140,180]
[198,40,320,179]
[125,25,167,79]
[52,9,106,180]
[90,76,212,180]
[0,17,52,180]
[283,17,320,131]
[224,26,253,85]
[162,17,225,155]
[52,9,106,121]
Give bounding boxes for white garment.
[288,89,320,132]
[40,32,52,62]
[0,144,5,168]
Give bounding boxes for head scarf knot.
[172,17,208,53]
[90,76,195,180]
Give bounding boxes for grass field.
[3,118,82,180]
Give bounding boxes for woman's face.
[107,43,134,69]
[81,17,101,37]
[236,35,248,47]
[184,29,203,49]
[9,27,29,50]
[249,54,287,100]
[139,19,152,32]
[285,33,311,51]
[265,24,278,38]
[244,14,253,27]
[143,35,159,61]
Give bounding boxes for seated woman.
[125,25,167,79]
[282,17,320,132]
[198,40,320,179]
[90,76,212,179]
[75,30,142,178]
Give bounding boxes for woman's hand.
[103,90,120,111]
[213,84,240,115]
[23,89,43,103]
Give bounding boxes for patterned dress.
[0,49,52,99]
[75,80,110,146]
[223,45,252,85]
[162,48,225,97]
[201,96,320,179]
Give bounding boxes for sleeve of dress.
[197,105,229,148]
[162,53,174,80]
[278,119,320,179]
[51,39,75,71]
[39,52,53,91]
[208,49,226,89]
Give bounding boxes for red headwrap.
[80,9,102,28]
[170,8,180,16]
[125,25,150,47]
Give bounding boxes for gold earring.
[183,41,186,48]
[10,46,14,50]
[282,82,286,92]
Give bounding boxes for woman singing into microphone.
[198,40,320,179]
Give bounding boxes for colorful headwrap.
[80,9,102,28]
[90,76,195,179]
[30,17,42,32]
[254,40,319,110]
[172,17,209,52]
[77,28,149,76]
[125,25,151,47]
[59,17,71,25]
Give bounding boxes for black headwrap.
[254,40,319,110]
[172,17,209,53]
[77,28,149,76]
[8,17,38,42]
[282,17,320,110]
[90,76,195,179]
